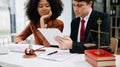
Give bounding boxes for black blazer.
[70,10,111,53]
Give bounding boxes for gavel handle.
[34,49,46,52]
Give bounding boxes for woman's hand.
[14,38,26,44]
[40,11,52,28]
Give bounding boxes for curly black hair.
[25,0,63,24]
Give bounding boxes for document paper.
[38,49,75,61]
[8,44,44,53]
[38,28,63,46]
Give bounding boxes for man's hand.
[55,35,73,50]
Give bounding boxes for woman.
[14,0,64,46]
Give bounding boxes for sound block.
[23,54,37,58]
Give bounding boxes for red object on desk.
[23,48,36,58]
[23,48,46,58]
[85,49,115,61]
[85,54,116,67]
[85,49,116,67]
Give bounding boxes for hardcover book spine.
[85,54,97,67]
[85,54,115,62]
[85,54,116,67]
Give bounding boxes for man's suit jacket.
[70,10,111,53]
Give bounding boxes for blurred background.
[0,0,120,54]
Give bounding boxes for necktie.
[80,19,85,42]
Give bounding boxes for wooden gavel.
[24,48,46,55]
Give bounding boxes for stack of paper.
[8,44,44,53]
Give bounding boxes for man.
[55,0,111,53]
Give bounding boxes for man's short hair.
[73,0,93,3]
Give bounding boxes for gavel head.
[24,48,35,55]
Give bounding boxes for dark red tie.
[80,19,85,42]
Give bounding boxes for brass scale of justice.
[87,18,109,55]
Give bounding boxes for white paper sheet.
[38,28,63,46]
[38,48,76,62]
[8,44,44,53]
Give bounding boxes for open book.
[38,28,63,46]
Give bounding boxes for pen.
[47,51,58,55]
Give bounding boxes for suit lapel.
[84,10,96,41]
[71,17,80,41]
